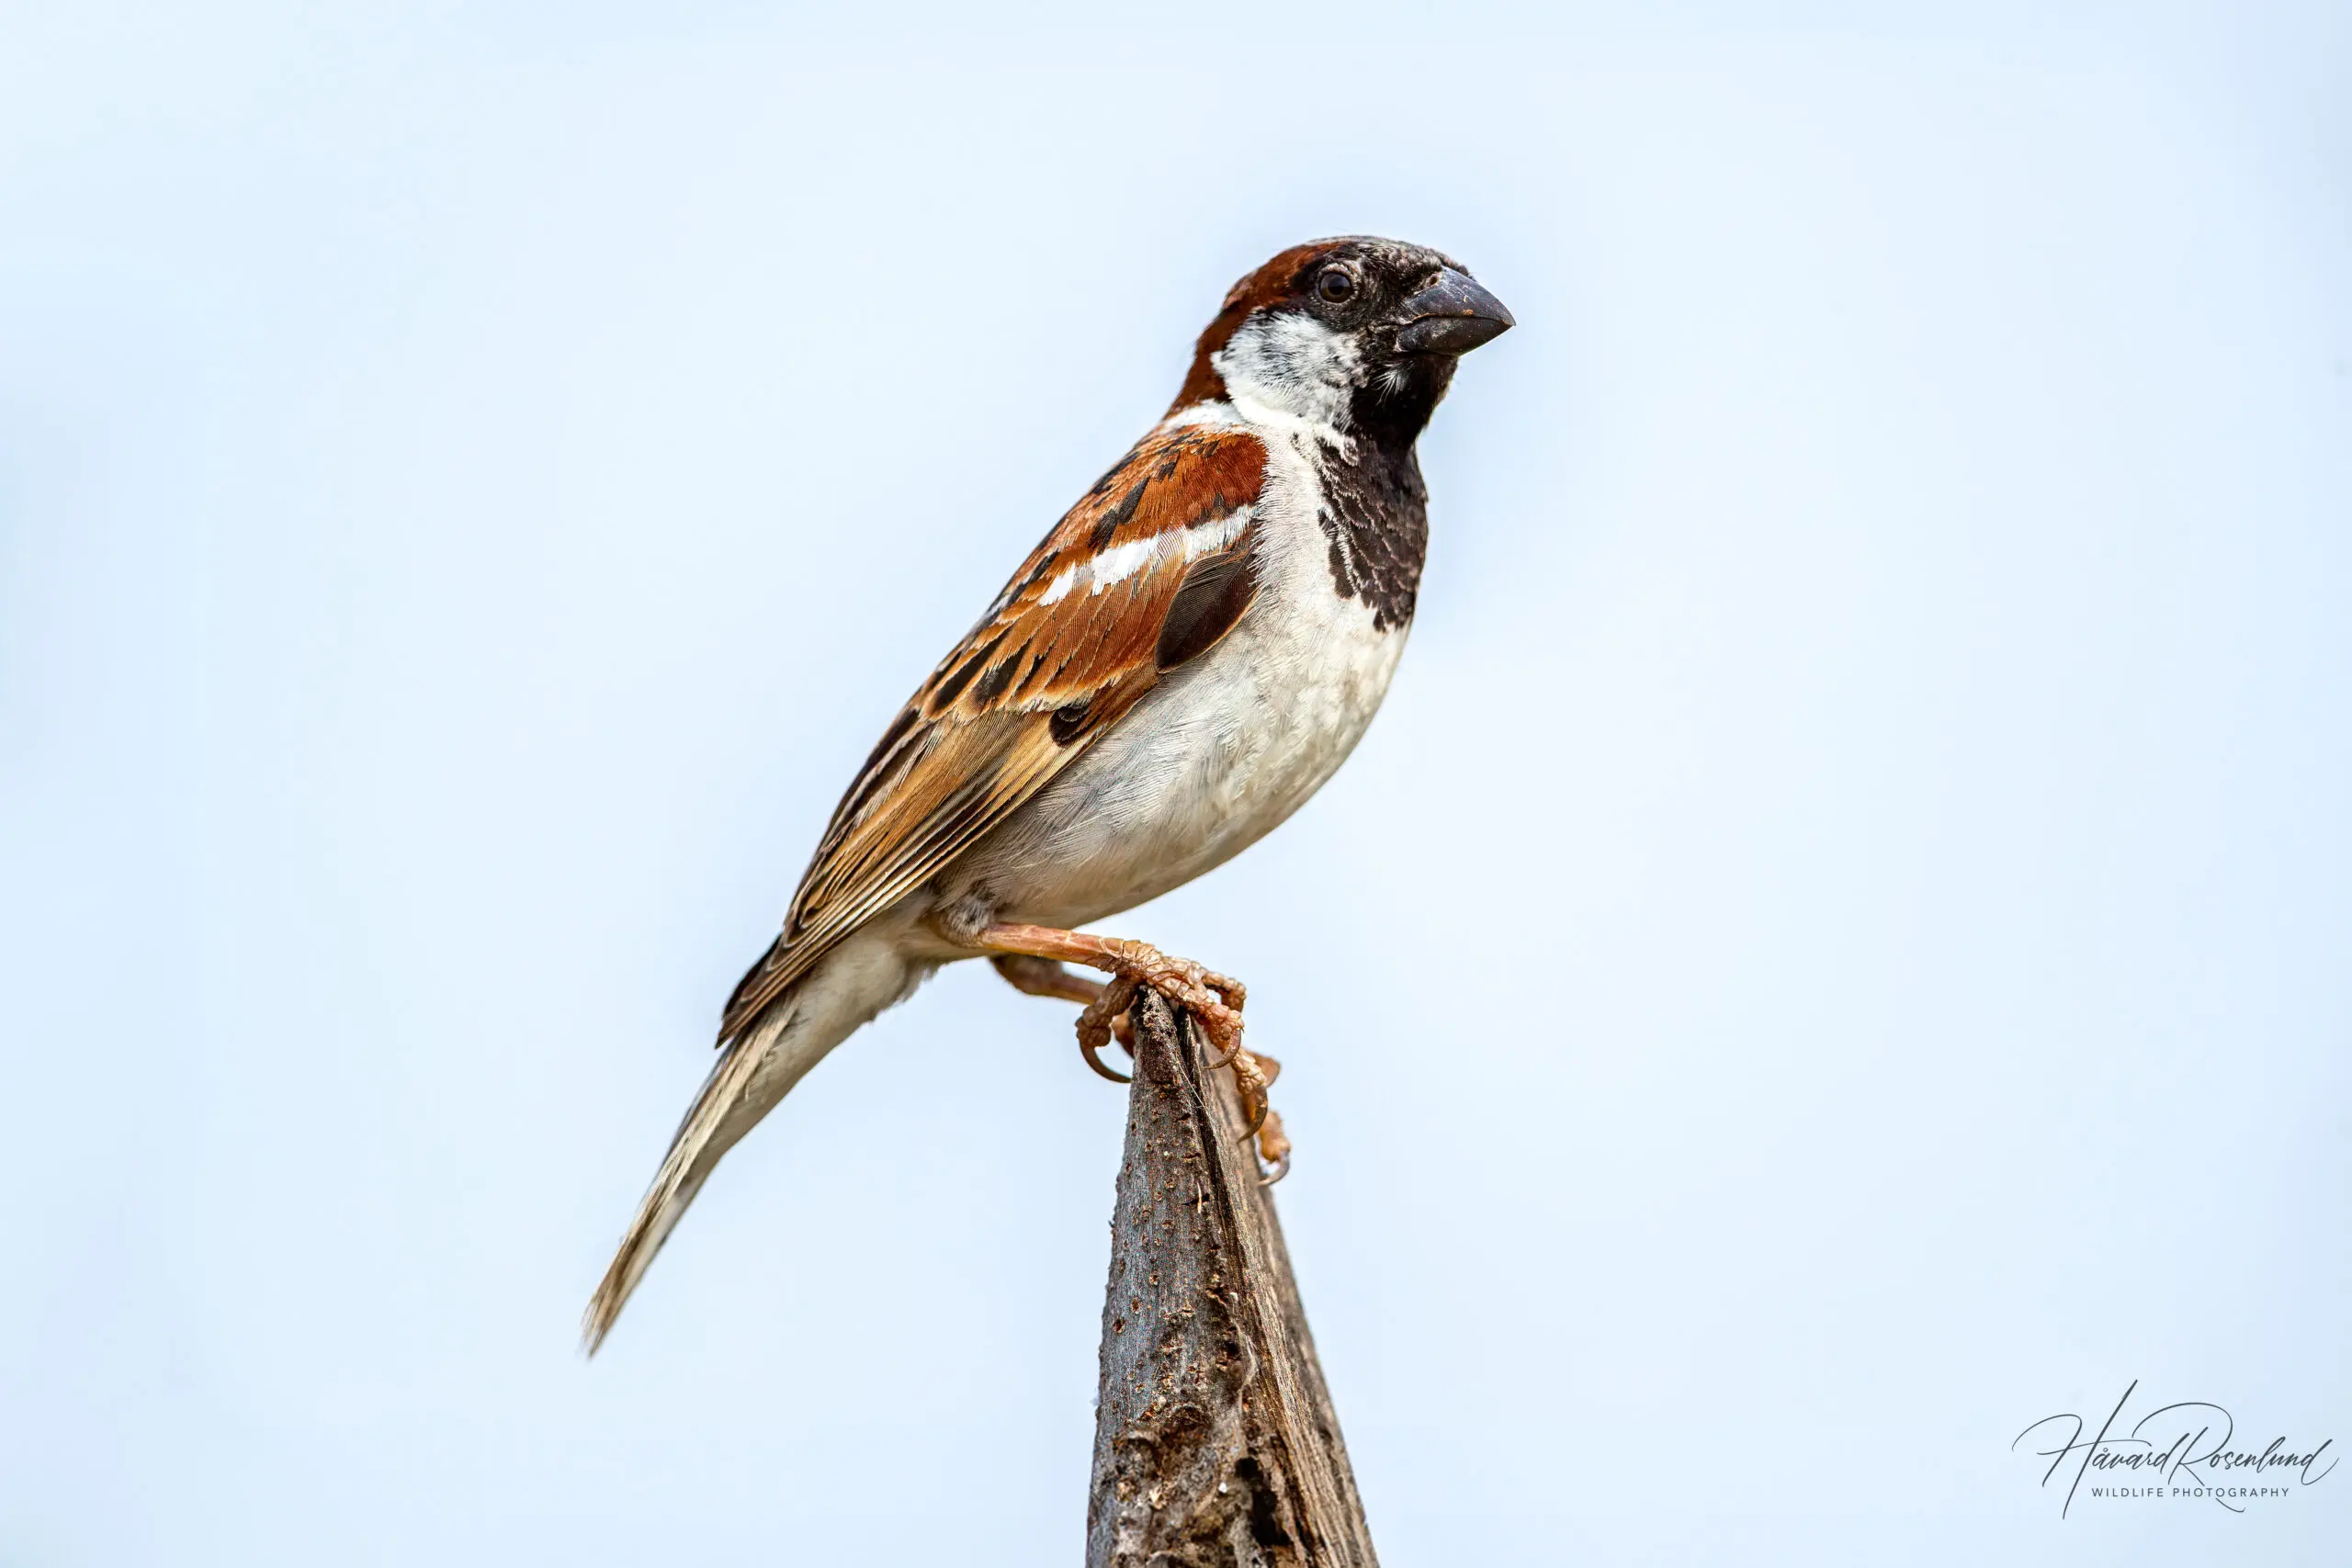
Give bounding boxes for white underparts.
[943,412,1408,932]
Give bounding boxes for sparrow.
[585,236,1511,1350]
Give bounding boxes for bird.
[584,236,1511,1351]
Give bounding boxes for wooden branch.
[1087,990,1379,1568]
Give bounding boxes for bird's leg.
[974,922,1268,1121]
[976,922,1245,1050]
[989,953,1107,1006]
[989,955,1136,1081]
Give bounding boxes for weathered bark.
[1086,990,1378,1568]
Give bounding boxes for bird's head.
[1169,236,1512,450]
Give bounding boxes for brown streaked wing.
[718,423,1268,1042]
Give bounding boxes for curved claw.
[1078,1032,1132,1083]
[1253,1107,1290,1184]
[1076,975,1140,1084]
[1196,998,1250,1070]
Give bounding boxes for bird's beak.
[1393,269,1514,355]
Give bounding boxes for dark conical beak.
[1393,268,1514,355]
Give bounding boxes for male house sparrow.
[585,237,1510,1349]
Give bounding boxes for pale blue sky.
[3,3,2346,1563]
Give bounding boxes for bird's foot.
[993,955,1135,1080]
[978,924,1277,1169]
[1084,943,1279,1177]
[1087,936,1247,1067]
[1237,1054,1290,1183]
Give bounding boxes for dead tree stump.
[1086,990,1378,1568]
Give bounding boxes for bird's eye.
[1315,267,1356,304]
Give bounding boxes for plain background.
[2,3,2346,1562]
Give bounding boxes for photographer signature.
[2014,1380,2336,1517]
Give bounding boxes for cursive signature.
[2014,1381,2336,1517]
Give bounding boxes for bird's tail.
[583,931,923,1352]
[582,995,806,1354]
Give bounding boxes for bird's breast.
[955,435,1413,929]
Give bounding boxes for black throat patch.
[1317,444,1430,633]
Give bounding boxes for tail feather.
[583,929,924,1353]
[582,998,799,1353]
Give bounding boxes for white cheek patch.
[1212,311,1360,439]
